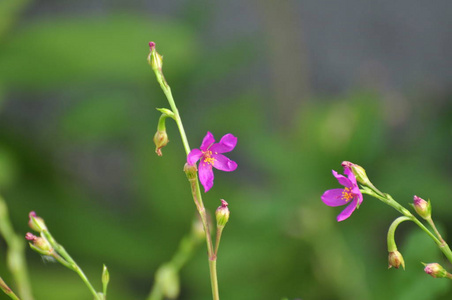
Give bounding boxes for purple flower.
[321,167,363,222]
[187,132,237,192]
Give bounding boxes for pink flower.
[321,167,363,222]
[187,132,237,192]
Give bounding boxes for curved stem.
[361,189,452,264]
[387,216,411,252]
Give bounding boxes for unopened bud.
[423,263,449,278]
[156,264,179,299]
[413,195,431,220]
[184,163,197,181]
[154,130,169,156]
[25,232,52,255]
[215,199,230,227]
[148,41,163,71]
[342,161,370,186]
[388,250,405,270]
[102,264,110,291]
[28,211,47,232]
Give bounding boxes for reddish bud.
[413,195,431,220]
[388,250,405,270]
[28,211,47,232]
[423,263,449,278]
[215,199,230,227]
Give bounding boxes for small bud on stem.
[413,195,431,220]
[25,232,53,255]
[341,161,371,187]
[28,211,47,232]
[154,130,169,156]
[423,263,452,279]
[215,200,230,228]
[388,250,405,270]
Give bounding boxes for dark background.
[0,1,451,299]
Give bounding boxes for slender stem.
[214,227,224,256]
[41,231,101,300]
[427,218,446,245]
[153,69,190,155]
[0,277,21,300]
[387,216,411,252]
[0,196,34,300]
[209,260,219,300]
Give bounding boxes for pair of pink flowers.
[187,132,238,192]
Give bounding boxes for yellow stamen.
[342,187,354,202]
[203,151,216,166]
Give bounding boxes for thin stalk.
[427,218,446,245]
[0,277,21,300]
[41,231,101,300]
[208,260,219,300]
[0,196,34,300]
[214,227,225,256]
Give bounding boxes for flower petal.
[332,170,352,188]
[199,162,214,192]
[321,189,348,207]
[344,167,358,186]
[200,132,215,151]
[337,199,358,222]
[210,134,237,154]
[212,154,237,172]
[187,149,203,165]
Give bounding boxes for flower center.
[341,187,354,202]
[202,150,216,166]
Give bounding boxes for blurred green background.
[0,1,451,299]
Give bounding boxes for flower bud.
[388,250,405,270]
[154,130,169,156]
[148,41,163,71]
[28,211,47,232]
[413,195,431,220]
[423,263,449,278]
[215,199,230,227]
[342,161,370,186]
[25,232,53,255]
[102,264,110,292]
[156,264,179,299]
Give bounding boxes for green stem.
[41,231,101,300]
[426,218,446,245]
[0,277,21,300]
[209,260,219,300]
[153,68,190,155]
[0,196,34,300]
[387,216,411,252]
[214,227,225,256]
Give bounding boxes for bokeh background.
[0,1,451,299]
